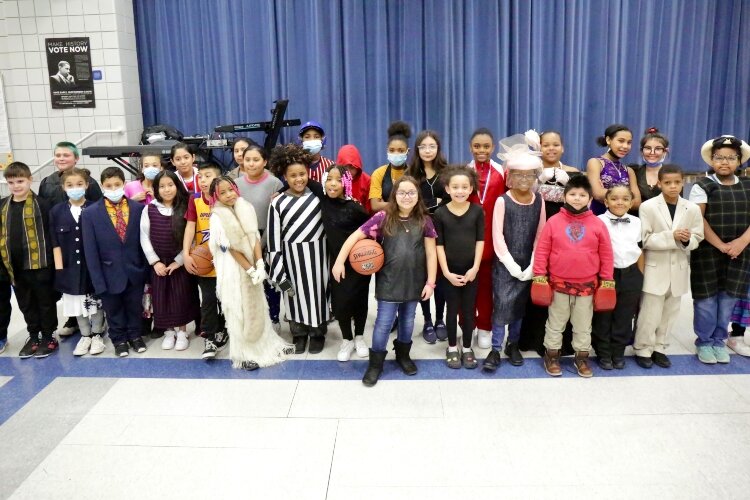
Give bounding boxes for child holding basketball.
[320,164,372,361]
[208,176,291,370]
[140,171,199,351]
[433,166,484,369]
[183,163,227,359]
[333,175,437,387]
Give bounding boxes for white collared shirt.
[598,210,641,269]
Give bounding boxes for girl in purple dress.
[586,124,641,215]
[139,170,199,351]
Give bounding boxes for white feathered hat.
[496,129,543,170]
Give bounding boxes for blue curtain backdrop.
[134,0,750,173]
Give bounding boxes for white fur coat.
[209,198,291,368]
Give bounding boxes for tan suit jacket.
[639,195,704,296]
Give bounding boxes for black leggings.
[338,307,367,340]
[442,277,478,348]
[420,280,446,324]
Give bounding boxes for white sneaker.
[354,336,368,358]
[477,329,491,349]
[727,337,750,357]
[174,331,189,351]
[57,325,77,337]
[161,330,176,350]
[73,336,92,356]
[89,334,105,355]
[337,339,356,362]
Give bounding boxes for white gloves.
[519,264,534,281]
[538,168,570,185]
[499,253,523,279]
[251,259,266,285]
[246,259,266,285]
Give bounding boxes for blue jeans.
[693,292,737,347]
[491,318,522,349]
[372,300,418,352]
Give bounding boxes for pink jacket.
[533,207,614,282]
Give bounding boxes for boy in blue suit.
[82,167,148,357]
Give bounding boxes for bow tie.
[609,217,630,224]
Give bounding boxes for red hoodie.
[533,207,614,282]
[336,145,371,212]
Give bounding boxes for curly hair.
[267,143,314,177]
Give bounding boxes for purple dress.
[592,157,630,215]
[148,205,199,329]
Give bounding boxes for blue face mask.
[387,152,408,167]
[302,140,323,155]
[143,166,160,180]
[103,188,124,203]
[65,187,86,201]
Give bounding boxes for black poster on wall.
[45,37,95,109]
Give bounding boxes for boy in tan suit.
[634,165,704,368]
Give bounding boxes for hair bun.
[387,121,411,139]
[646,127,659,134]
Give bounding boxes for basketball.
[348,239,384,276]
[190,245,214,276]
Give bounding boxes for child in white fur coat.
[208,176,292,370]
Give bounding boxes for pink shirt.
[124,180,153,205]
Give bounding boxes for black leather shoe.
[612,356,626,369]
[597,356,614,370]
[308,336,325,354]
[651,351,671,368]
[293,336,307,354]
[635,355,653,369]
[482,349,501,372]
[503,342,524,366]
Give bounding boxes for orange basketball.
[190,245,214,276]
[348,239,384,275]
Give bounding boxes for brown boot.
[574,351,593,378]
[543,349,562,377]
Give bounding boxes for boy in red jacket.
[533,175,614,377]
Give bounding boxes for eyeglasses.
[396,191,418,198]
[712,155,740,163]
[510,173,537,180]
[417,144,438,151]
[642,146,665,154]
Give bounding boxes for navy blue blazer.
[50,201,94,295]
[81,198,147,295]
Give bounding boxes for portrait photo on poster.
[46,37,96,109]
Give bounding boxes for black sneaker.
[214,331,229,351]
[202,339,218,360]
[612,356,626,369]
[503,342,524,366]
[35,338,59,358]
[635,355,653,369]
[483,349,502,372]
[597,356,614,370]
[651,351,671,368]
[240,360,259,371]
[308,336,325,354]
[129,337,147,353]
[150,328,165,340]
[19,337,40,359]
[114,342,130,357]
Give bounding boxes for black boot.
[393,339,418,375]
[308,324,326,354]
[289,321,308,354]
[363,349,388,387]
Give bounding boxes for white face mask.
[302,140,323,155]
[387,152,408,167]
[103,188,124,203]
[143,167,160,180]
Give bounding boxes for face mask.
[65,187,86,201]
[302,140,323,155]
[388,152,408,167]
[143,166,160,180]
[103,188,124,203]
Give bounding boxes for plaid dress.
[690,177,750,300]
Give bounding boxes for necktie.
[114,202,127,241]
[609,217,630,224]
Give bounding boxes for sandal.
[445,348,461,369]
[462,349,478,369]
